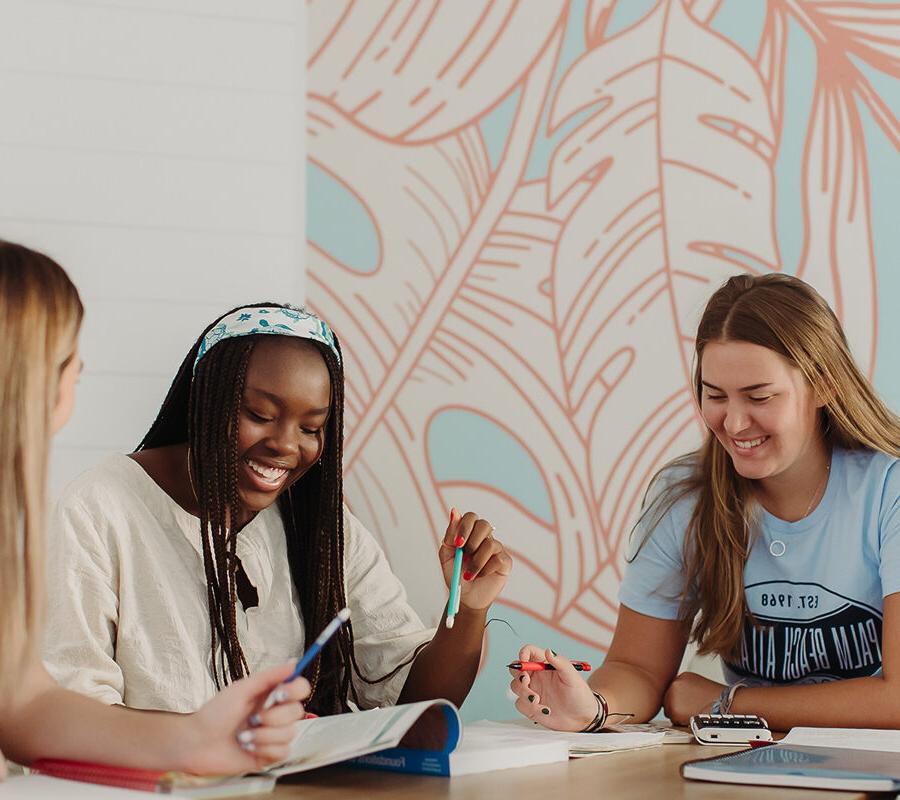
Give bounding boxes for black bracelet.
[580,691,609,733]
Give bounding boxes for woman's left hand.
[663,671,725,725]
[439,509,512,611]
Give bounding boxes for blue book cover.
[346,705,460,777]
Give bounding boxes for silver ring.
[769,539,786,557]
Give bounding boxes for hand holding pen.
[508,646,600,732]
[440,507,513,626]
[259,607,350,712]
[507,660,592,672]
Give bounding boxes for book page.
[779,727,900,753]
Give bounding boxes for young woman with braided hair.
[45,304,512,716]
[0,244,308,779]
[510,273,900,733]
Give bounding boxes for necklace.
[769,455,831,558]
[802,458,831,518]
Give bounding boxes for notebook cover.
[30,760,170,792]
[681,744,900,791]
[30,759,275,796]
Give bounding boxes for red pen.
[507,660,591,672]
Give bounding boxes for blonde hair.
[0,242,82,701]
[644,273,900,659]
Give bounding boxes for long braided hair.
[137,303,362,713]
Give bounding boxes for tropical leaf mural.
[306,0,899,717]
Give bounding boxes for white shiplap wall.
[0,0,306,495]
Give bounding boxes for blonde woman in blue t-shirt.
[510,273,900,732]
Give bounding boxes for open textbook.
[269,699,568,777]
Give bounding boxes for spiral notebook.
[681,743,900,792]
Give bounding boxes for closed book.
[681,744,900,791]
[29,760,274,798]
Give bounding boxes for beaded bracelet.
[580,691,609,733]
[710,681,746,715]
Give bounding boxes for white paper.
[780,727,900,753]
[471,720,665,754]
[0,775,172,799]
[450,722,569,775]
[608,721,695,744]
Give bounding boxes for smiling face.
[235,337,332,516]
[700,340,825,483]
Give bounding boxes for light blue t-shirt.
[619,448,900,685]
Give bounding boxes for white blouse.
[43,453,433,712]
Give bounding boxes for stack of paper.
[450,722,569,774]
[609,720,694,744]
[469,720,665,757]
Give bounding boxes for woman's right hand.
[176,663,311,775]
[509,646,598,732]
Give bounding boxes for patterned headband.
[193,306,340,372]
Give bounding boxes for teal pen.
[446,516,465,628]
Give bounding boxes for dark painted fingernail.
[550,649,557,656]
[541,708,550,715]
[463,571,473,581]
[528,694,535,702]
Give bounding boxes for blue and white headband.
[193,306,340,372]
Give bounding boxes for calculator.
[689,713,773,746]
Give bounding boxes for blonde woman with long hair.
[0,241,309,779]
[510,273,900,732]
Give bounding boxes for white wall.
[0,0,306,494]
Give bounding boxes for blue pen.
[263,606,350,709]
[446,512,465,629]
